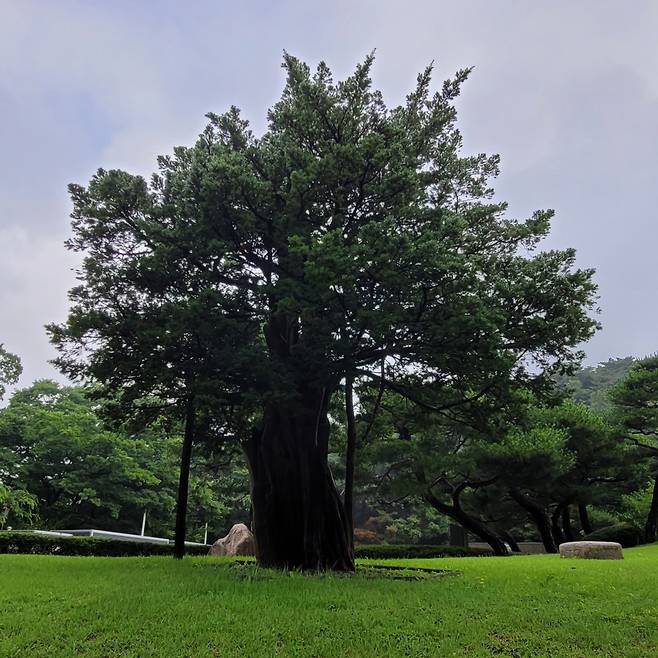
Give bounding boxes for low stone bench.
[559,541,623,560]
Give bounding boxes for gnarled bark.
[509,488,557,553]
[424,489,509,556]
[551,505,566,546]
[245,386,354,571]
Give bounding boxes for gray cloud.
[1,0,656,394]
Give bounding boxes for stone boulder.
[559,540,623,560]
[208,523,255,557]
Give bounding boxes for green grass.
[2,545,658,657]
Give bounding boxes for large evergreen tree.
[50,55,597,570]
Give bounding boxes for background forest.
[3,350,657,554]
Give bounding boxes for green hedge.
[583,523,643,548]
[354,544,491,559]
[0,534,492,560]
[0,532,209,557]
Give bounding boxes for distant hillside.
[556,356,635,412]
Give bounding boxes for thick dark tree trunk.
[578,503,592,535]
[245,386,354,571]
[509,489,557,553]
[645,472,658,543]
[174,391,196,560]
[344,375,357,554]
[551,505,566,547]
[561,504,574,541]
[425,492,509,556]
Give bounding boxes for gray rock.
[559,540,623,560]
[208,523,255,557]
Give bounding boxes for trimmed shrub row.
[354,543,491,559]
[583,523,643,548]
[0,533,490,560]
[0,532,209,557]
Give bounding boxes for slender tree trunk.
[449,523,468,547]
[425,491,509,556]
[645,472,658,543]
[245,385,354,571]
[500,530,521,553]
[174,390,196,560]
[344,375,357,555]
[509,489,557,553]
[551,505,565,547]
[561,504,574,541]
[578,503,592,535]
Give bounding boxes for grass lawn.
[2,545,658,657]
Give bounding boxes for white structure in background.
[30,528,207,547]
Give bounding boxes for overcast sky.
[1,0,657,392]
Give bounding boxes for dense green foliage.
[488,400,639,545]
[3,546,658,656]
[48,54,598,569]
[0,531,209,556]
[353,387,639,554]
[611,355,658,437]
[0,381,249,540]
[0,381,173,532]
[583,523,643,548]
[3,365,651,555]
[619,482,655,528]
[556,356,635,412]
[0,484,36,530]
[610,355,658,541]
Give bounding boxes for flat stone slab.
[559,541,623,560]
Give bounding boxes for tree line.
[0,373,249,540]
[1,351,657,557]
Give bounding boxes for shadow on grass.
[193,559,459,581]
